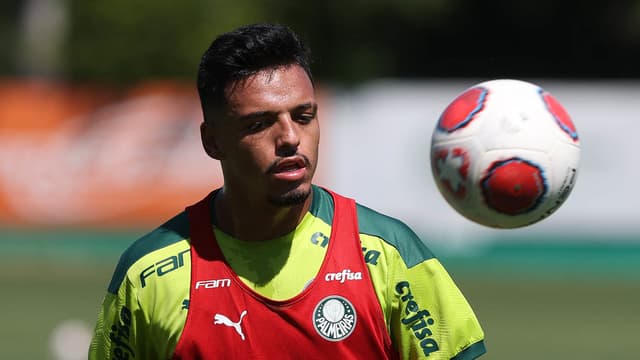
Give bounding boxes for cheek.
[305,127,321,157]
[234,140,274,169]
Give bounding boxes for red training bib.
[173,190,396,359]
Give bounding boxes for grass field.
[1,230,639,359]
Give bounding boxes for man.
[89,23,486,359]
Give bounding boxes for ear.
[200,121,223,160]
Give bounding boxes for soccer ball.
[430,79,580,229]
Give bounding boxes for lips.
[273,158,305,173]
[269,157,308,181]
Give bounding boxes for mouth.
[273,158,305,172]
[269,156,309,181]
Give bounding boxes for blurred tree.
[267,0,456,82]
[17,0,68,78]
[0,1,22,75]
[64,0,273,84]
[2,0,639,83]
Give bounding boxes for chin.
[268,186,311,207]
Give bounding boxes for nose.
[275,114,300,156]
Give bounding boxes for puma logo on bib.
[213,310,248,341]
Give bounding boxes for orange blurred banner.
[0,80,223,228]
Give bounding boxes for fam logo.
[313,296,357,342]
[139,248,189,288]
[195,278,231,289]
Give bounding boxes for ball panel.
[437,87,488,132]
[540,90,579,142]
[431,137,485,206]
[432,146,471,200]
[480,157,547,215]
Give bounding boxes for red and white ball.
[430,79,580,228]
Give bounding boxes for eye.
[295,111,316,124]
[247,120,266,132]
[244,117,276,134]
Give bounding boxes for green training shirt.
[89,185,486,359]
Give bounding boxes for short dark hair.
[197,23,313,122]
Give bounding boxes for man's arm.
[387,254,486,359]
[89,275,147,360]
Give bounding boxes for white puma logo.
[213,310,248,340]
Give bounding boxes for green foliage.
[2,0,640,83]
[64,0,273,84]
[0,1,22,75]
[61,0,457,84]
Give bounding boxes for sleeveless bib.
[173,190,396,359]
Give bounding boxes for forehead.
[225,65,315,115]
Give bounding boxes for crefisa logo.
[313,296,357,342]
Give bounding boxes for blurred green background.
[3,0,640,83]
[2,1,640,359]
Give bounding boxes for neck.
[213,187,313,242]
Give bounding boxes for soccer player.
[89,23,486,359]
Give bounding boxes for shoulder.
[107,211,191,293]
[355,202,435,268]
[313,185,435,268]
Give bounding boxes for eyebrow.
[236,102,318,122]
[294,102,318,113]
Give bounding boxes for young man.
[89,23,486,359]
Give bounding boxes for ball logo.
[539,89,579,142]
[481,158,548,215]
[437,87,488,133]
[313,296,357,342]
[433,147,470,199]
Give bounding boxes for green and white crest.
[312,295,357,341]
